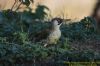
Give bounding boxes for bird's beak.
[58,19,63,25]
[58,21,62,25]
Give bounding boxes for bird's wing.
[30,29,50,42]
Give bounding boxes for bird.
[30,18,63,47]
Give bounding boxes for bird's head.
[51,18,63,27]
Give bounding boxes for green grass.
[0,10,100,65]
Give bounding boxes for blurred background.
[0,0,97,20]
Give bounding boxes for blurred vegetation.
[0,2,100,66]
[11,0,34,11]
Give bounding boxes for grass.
[0,10,100,65]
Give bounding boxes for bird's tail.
[44,44,48,47]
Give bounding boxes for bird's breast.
[47,29,61,44]
[50,29,61,37]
